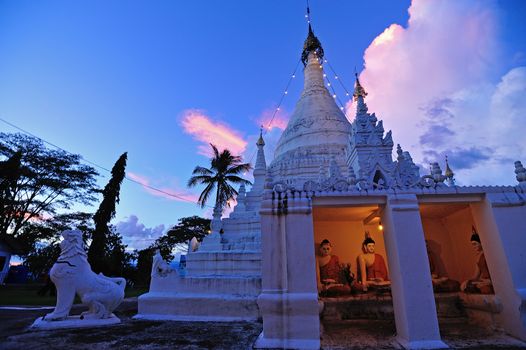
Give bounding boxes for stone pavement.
[1,298,525,349]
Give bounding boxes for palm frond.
[187,175,213,187]
[198,182,215,208]
[216,182,237,207]
[191,166,214,176]
[188,146,254,209]
[225,163,252,175]
[225,175,252,186]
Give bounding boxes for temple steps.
[185,251,261,276]
[221,217,261,234]
[220,242,261,251]
[137,291,260,321]
[321,293,466,321]
[151,275,261,296]
[220,233,261,251]
[137,213,263,321]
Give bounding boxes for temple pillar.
[381,194,447,349]
[256,191,320,349]
[470,191,526,340]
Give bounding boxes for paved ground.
[322,319,526,350]
[1,299,525,349]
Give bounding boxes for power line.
[247,58,302,164]
[0,116,210,207]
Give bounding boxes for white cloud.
[348,0,526,186]
[116,215,165,251]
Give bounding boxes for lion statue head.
[58,229,87,260]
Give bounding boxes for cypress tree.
[88,152,127,274]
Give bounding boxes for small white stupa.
[136,130,268,321]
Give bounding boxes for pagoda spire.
[353,73,368,101]
[301,18,324,66]
[252,128,267,195]
[353,73,369,115]
[445,155,455,186]
[271,3,350,182]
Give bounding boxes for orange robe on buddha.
[357,253,389,282]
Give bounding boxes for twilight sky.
[1,1,525,250]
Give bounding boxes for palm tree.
[188,144,252,209]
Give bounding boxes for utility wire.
[324,59,353,98]
[0,116,210,207]
[323,73,351,120]
[247,58,301,164]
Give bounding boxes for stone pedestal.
[381,194,447,349]
[256,192,321,349]
[31,314,121,330]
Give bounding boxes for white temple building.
[138,23,526,350]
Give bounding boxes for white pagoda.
[138,22,526,350]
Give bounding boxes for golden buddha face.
[364,243,375,254]
[319,243,332,257]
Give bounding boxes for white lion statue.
[44,230,126,321]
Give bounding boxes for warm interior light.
[378,221,384,231]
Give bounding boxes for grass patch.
[125,286,148,298]
[0,283,57,306]
[0,284,148,306]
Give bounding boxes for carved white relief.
[273,182,287,193]
[303,180,320,192]
[152,249,173,278]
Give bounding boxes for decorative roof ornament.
[348,165,357,186]
[328,157,342,179]
[353,73,368,101]
[301,24,324,66]
[236,183,247,212]
[515,161,526,187]
[396,144,405,162]
[444,155,455,186]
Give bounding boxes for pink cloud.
[181,109,247,156]
[127,171,200,203]
[344,0,526,186]
[256,107,290,131]
[347,0,499,164]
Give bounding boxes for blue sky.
[1,1,525,250]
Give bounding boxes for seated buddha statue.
[316,239,351,296]
[357,235,390,292]
[461,232,494,294]
[426,240,460,292]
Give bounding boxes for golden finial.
[353,72,368,101]
[445,155,454,178]
[256,126,265,147]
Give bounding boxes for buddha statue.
[357,234,390,292]
[426,240,460,292]
[461,232,494,294]
[316,239,351,296]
